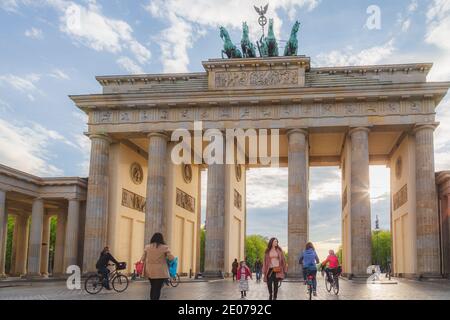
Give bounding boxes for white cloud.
[24,27,43,39]
[425,0,450,81]
[146,0,320,72]
[0,0,19,12]
[315,38,396,67]
[0,118,68,176]
[49,68,70,80]
[116,56,144,74]
[0,98,11,112]
[0,73,42,101]
[3,0,151,70]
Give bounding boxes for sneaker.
[313,291,317,296]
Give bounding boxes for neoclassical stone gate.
[68,55,450,278]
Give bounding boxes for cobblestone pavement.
[0,275,450,300]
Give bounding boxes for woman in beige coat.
[140,233,174,300]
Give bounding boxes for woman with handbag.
[262,238,287,300]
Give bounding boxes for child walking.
[236,261,252,299]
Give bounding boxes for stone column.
[203,131,226,277]
[349,127,372,276]
[145,132,169,242]
[53,212,66,275]
[0,190,7,278]
[64,199,80,269]
[27,198,44,277]
[414,124,440,276]
[287,129,309,278]
[13,215,28,276]
[195,168,202,275]
[82,134,111,273]
[40,214,51,276]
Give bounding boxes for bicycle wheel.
[325,276,332,292]
[308,284,312,300]
[85,274,103,294]
[169,274,180,287]
[333,277,339,295]
[112,274,129,292]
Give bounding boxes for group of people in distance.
[232,238,340,300]
[97,234,340,300]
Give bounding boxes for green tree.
[5,216,14,274]
[372,230,391,269]
[244,235,268,270]
[336,246,343,265]
[200,226,205,272]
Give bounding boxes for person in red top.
[321,250,341,283]
[236,261,252,299]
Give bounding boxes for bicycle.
[324,268,340,295]
[305,271,316,300]
[85,262,129,294]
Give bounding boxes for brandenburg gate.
[1,55,450,280]
[67,55,450,278]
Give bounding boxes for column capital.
[147,131,170,141]
[87,133,113,144]
[65,197,80,202]
[348,127,371,136]
[413,123,439,134]
[286,128,309,139]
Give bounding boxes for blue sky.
[1,0,450,258]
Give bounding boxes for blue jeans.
[98,267,110,289]
[256,270,262,281]
[304,267,317,291]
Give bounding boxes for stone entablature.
[88,99,436,125]
[0,164,87,200]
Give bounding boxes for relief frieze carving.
[92,99,431,124]
[215,70,299,89]
[121,188,146,212]
[176,188,195,213]
[393,184,408,211]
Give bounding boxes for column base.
[0,273,7,280]
[285,272,304,280]
[22,273,44,280]
[202,270,225,279]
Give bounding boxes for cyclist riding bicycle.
[299,242,320,296]
[95,246,120,290]
[321,250,341,283]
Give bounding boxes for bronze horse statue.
[284,21,300,56]
[220,26,242,59]
[241,22,257,58]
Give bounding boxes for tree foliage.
[244,235,268,270]
[372,230,391,269]
[200,226,205,272]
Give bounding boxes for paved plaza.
[1,276,449,300]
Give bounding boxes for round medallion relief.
[235,164,242,182]
[130,162,143,185]
[395,157,402,180]
[182,163,192,184]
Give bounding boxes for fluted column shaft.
[40,215,51,275]
[64,199,80,269]
[0,190,7,278]
[10,215,20,275]
[349,127,372,276]
[287,129,309,277]
[204,134,226,276]
[53,213,66,275]
[83,134,111,273]
[414,125,440,275]
[13,215,28,276]
[145,132,169,242]
[27,198,44,276]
